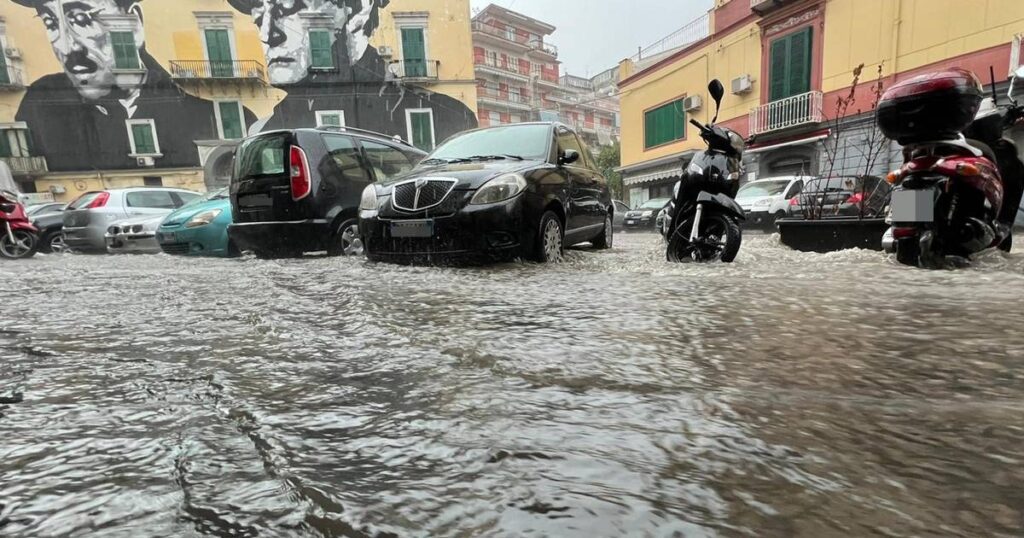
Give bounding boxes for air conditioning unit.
[683,94,703,112]
[136,156,155,167]
[732,74,753,95]
[6,48,21,60]
[48,184,67,194]
[378,46,394,59]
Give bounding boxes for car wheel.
[592,213,613,250]
[327,219,364,257]
[41,230,67,254]
[533,211,564,263]
[773,211,787,225]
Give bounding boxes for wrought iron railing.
[168,60,267,82]
[0,156,48,175]
[475,56,529,77]
[630,13,710,63]
[472,21,530,45]
[529,38,558,57]
[387,59,440,80]
[477,86,530,105]
[749,90,824,136]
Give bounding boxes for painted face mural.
[228,0,388,86]
[29,0,145,100]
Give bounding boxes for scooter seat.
[965,138,998,163]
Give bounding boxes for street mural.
[4,0,478,174]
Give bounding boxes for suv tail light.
[87,192,110,209]
[846,193,864,205]
[789,196,800,206]
[289,145,311,201]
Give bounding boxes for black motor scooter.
[665,80,747,263]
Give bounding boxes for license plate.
[239,194,272,209]
[891,190,934,222]
[391,220,434,238]
[625,220,637,225]
[158,232,175,243]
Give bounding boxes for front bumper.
[622,215,656,230]
[360,196,526,264]
[105,232,160,254]
[742,210,775,229]
[228,220,329,255]
[157,224,231,257]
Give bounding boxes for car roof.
[253,126,424,152]
[747,176,814,183]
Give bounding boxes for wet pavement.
[2,232,1024,537]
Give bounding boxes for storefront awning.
[745,129,830,154]
[617,150,695,186]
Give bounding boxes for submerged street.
[2,233,1024,537]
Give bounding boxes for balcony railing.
[751,0,798,14]
[478,86,531,106]
[168,60,267,83]
[0,66,26,90]
[749,90,824,136]
[531,69,560,84]
[472,21,529,46]
[388,59,440,80]
[0,156,48,176]
[528,38,558,58]
[475,57,529,78]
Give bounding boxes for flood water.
[2,233,1023,537]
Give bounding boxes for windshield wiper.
[421,158,451,165]
[465,154,525,162]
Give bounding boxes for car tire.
[40,229,67,254]
[773,211,787,225]
[998,232,1012,253]
[226,239,241,258]
[533,211,564,263]
[592,213,613,250]
[327,218,364,257]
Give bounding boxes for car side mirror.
[559,149,580,166]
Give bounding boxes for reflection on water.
[2,234,1023,537]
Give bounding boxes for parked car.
[612,200,630,231]
[229,127,427,258]
[62,188,201,253]
[158,188,236,257]
[787,176,891,219]
[26,202,64,218]
[359,122,614,264]
[30,209,67,253]
[623,198,670,231]
[105,215,165,254]
[736,176,808,228]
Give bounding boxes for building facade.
[471,4,619,148]
[616,0,1024,207]
[0,0,479,202]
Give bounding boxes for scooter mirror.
[708,79,725,124]
[0,203,15,213]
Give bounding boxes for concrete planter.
[777,217,889,253]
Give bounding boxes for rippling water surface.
[2,233,1024,537]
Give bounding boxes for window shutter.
[310,31,334,69]
[218,102,243,139]
[769,37,788,101]
[0,131,11,158]
[644,99,686,149]
[0,51,9,84]
[132,124,155,154]
[111,32,139,70]
[788,27,812,97]
[205,29,233,77]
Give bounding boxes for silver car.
[105,215,166,254]
[62,188,201,253]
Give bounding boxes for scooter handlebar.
[689,119,706,131]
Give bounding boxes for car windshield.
[428,124,551,162]
[638,198,670,210]
[737,181,790,198]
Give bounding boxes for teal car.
[157,188,238,257]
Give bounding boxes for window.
[0,44,9,85]
[400,27,427,77]
[315,110,346,127]
[486,50,498,66]
[205,28,234,77]
[406,109,435,151]
[235,134,286,178]
[126,190,176,209]
[127,120,160,156]
[509,87,521,103]
[143,176,163,187]
[111,31,140,70]
[488,111,501,125]
[215,101,244,139]
[769,27,813,101]
[309,30,334,69]
[556,127,585,165]
[644,99,685,149]
[0,129,31,158]
[321,135,371,182]
[361,140,415,181]
[506,26,516,42]
[786,181,804,199]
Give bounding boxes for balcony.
[472,21,530,50]
[475,57,530,81]
[749,90,823,136]
[0,156,48,176]
[751,0,800,14]
[0,66,26,91]
[388,60,440,81]
[477,86,533,111]
[168,60,267,84]
[528,38,558,58]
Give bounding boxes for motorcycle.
[0,190,39,259]
[665,79,746,263]
[879,66,1024,268]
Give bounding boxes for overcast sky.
[470,0,714,76]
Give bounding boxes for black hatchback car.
[228,127,427,258]
[787,175,892,220]
[359,122,613,263]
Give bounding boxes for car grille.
[160,243,190,255]
[392,179,457,212]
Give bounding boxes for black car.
[228,127,427,258]
[29,206,66,253]
[788,175,892,219]
[622,198,671,231]
[359,122,614,264]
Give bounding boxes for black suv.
[228,127,427,258]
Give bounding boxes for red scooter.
[0,190,39,259]
[878,67,1024,268]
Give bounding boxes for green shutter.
[644,99,686,149]
[0,51,9,85]
[410,111,433,151]
[769,38,788,101]
[401,28,426,77]
[111,31,139,70]
[132,123,156,154]
[0,131,11,158]
[769,27,813,101]
[205,29,234,77]
[309,31,334,69]
[219,102,243,139]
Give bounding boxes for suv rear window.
[68,192,106,210]
[235,134,287,179]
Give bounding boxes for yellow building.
[0,0,478,203]
[617,0,1024,206]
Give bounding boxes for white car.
[735,176,810,229]
[105,215,166,254]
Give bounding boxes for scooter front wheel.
[666,213,741,263]
[0,229,38,259]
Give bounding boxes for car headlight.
[641,210,654,218]
[359,184,378,211]
[754,199,771,207]
[470,173,527,205]
[185,209,223,228]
